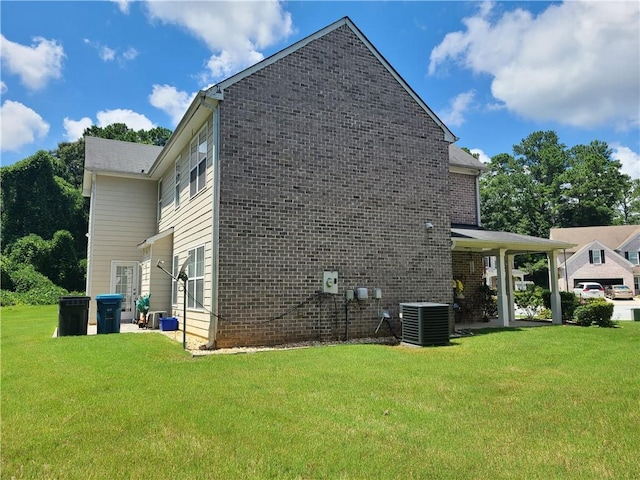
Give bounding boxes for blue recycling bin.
[95,294,124,334]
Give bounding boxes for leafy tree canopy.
[480,131,633,238]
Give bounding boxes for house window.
[635,276,640,294]
[174,158,181,208]
[157,179,163,222]
[589,249,605,264]
[172,255,179,306]
[187,245,205,310]
[626,251,639,265]
[190,126,207,197]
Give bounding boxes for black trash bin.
[95,294,124,334]
[58,296,91,336]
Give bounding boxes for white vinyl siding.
[190,126,207,198]
[86,176,157,322]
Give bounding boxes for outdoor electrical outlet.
[323,271,339,294]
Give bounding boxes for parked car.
[605,285,634,300]
[573,282,605,299]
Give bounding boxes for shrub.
[0,290,21,306]
[574,300,615,327]
[541,290,580,323]
[514,286,543,320]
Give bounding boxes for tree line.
[1,124,171,305]
[1,128,637,304]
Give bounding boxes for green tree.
[83,123,171,146]
[556,141,628,226]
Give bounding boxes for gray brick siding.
[215,25,453,347]
[450,173,478,225]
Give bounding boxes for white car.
[573,282,605,299]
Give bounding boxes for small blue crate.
[159,317,179,331]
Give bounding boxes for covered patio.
[451,227,576,327]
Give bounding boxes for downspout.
[200,98,220,349]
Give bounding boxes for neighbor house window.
[172,255,179,306]
[157,179,163,222]
[589,249,605,264]
[187,245,205,310]
[190,126,207,197]
[625,251,639,265]
[174,158,181,208]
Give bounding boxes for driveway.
[608,297,640,321]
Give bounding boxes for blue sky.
[1,1,638,179]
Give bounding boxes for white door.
[110,261,139,322]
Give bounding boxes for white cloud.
[122,47,139,62]
[143,0,294,83]
[470,148,491,164]
[84,39,138,65]
[63,116,93,141]
[100,45,116,62]
[149,84,196,126]
[0,35,65,90]
[0,100,50,152]
[96,109,155,130]
[0,81,6,94]
[611,143,640,180]
[438,90,475,127]
[112,0,131,14]
[429,1,640,129]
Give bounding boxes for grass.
[2,305,640,479]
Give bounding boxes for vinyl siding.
[86,175,157,322]
[158,119,215,339]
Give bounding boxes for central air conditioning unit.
[400,302,450,347]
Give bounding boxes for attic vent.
[400,302,450,347]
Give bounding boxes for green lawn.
[2,306,639,479]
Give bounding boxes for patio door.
[110,261,139,322]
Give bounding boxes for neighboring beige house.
[83,17,575,348]
[550,225,640,294]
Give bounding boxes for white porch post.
[495,249,510,327]
[548,250,563,325]
[506,254,516,324]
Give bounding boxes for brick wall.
[450,173,478,225]
[215,25,453,347]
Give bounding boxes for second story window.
[157,179,163,222]
[589,249,605,264]
[174,158,181,208]
[626,251,639,265]
[190,126,207,197]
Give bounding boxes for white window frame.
[187,245,205,310]
[190,125,207,198]
[157,179,163,222]
[591,249,602,264]
[174,158,181,209]
[628,251,639,265]
[172,254,179,306]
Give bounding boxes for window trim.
[589,249,605,264]
[157,179,163,222]
[174,157,181,209]
[171,255,179,306]
[189,125,207,198]
[187,245,205,311]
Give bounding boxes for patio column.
[507,254,516,324]
[495,248,510,327]
[548,250,563,325]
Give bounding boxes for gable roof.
[563,239,635,269]
[449,144,487,173]
[205,16,457,143]
[82,136,164,196]
[549,225,640,253]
